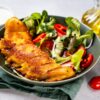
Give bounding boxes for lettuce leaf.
[56,48,84,72]
[71,49,84,72]
[65,17,80,31]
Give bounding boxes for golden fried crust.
[4,17,32,43]
[46,67,75,82]
[5,17,28,32]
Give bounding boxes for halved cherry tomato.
[89,76,100,90]
[33,33,46,43]
[54,24,67,37]
[44,40,54,50]
[41,40,54,50]
[81,53,93,68]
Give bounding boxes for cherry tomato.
[54,24,67,37]
[89,76,100,90]
[81,53,93,68]
[41,40,54,50]
[33,33,46,43]
[44,40,54,50]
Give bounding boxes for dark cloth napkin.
[0,69,83,100]
[0,24,83,100]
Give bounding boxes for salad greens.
[55,48,84,72]
[65,17,93,48]
[23,10,94,72]
[71,48,84,72]
[65,17,80,31]
[51,37,64,58]
[23,10,56,38]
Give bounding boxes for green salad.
[23,10,94,73]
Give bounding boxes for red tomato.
[44,40,54,50]
[89,76,100,90]
[81,53,93,68]
[54,24,67,37]
[33,33,46,43]
[41,40,54,50]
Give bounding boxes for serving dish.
[0,16,100,86]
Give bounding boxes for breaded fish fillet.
[0,17,75,81]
